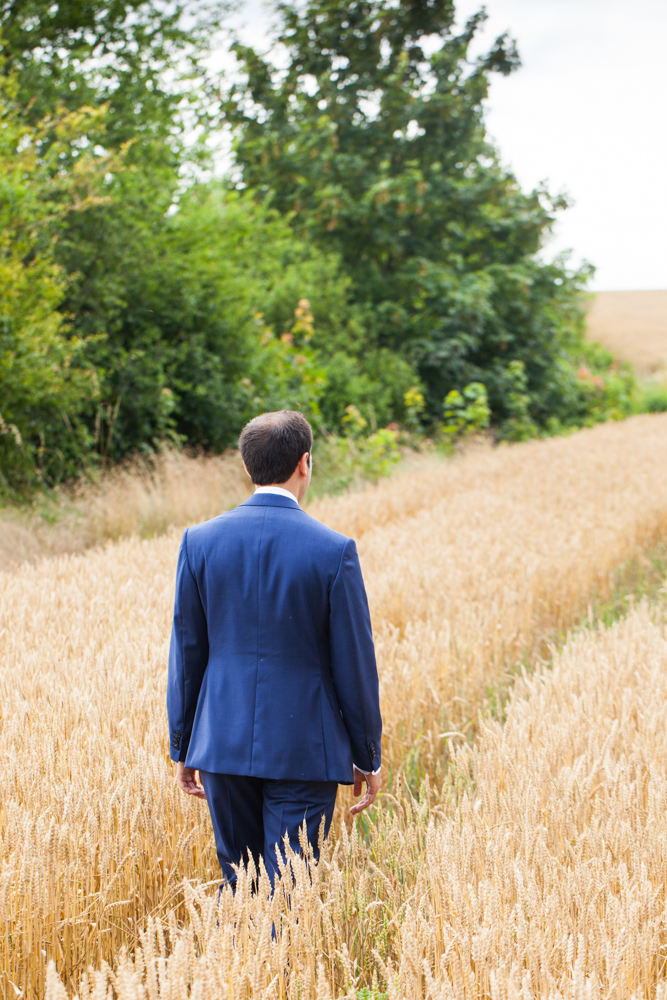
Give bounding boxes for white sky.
[219,0,667,291]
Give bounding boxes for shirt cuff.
[354,764,381,776]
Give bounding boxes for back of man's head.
[239,410,313,485]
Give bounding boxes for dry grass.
[586,290,667,376]
[0,449,252,571]
[0,444,431,572]
[3,414,667,995]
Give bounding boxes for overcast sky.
[221,0,667,291]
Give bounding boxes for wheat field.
[42,604,667,1000]
[586,290,667,375]
[3,414,667,996]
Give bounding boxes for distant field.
[586,289,667,375]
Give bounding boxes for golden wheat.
[44,605,667,1000]
[321,416,667,775]
[586,290,667,375]
[3,414,667,995]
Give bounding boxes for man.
[167,409,382,890]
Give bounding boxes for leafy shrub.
[574,363,636,423]
[497,361,539,442]
[0,85,105,494]
[442,382,491,442]
[638,382,667,414]
[311,428,401,496]
[403,387,426,432]
[1,0,658,497]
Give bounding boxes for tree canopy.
[0,0,227,140]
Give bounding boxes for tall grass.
[0,436,413,571]
[2,414,667,995]
[0,449,253,570]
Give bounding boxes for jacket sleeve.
[329,538,382,772]
[167,530,209,763]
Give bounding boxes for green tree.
[224,0,593,429]
[0,83,104,493]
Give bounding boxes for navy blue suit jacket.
[167,492,382,783]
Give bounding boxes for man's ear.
[299,451,310,475]
[242,462,252,479]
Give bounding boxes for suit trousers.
[199,772,338,889]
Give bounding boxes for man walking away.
[167,410,382,890]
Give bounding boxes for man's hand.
[350,765,381,815]
[176,761,206,799]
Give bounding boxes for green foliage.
[0,0,229,147]
[638,381,667,414]
[57,182,348,458]
[0,0,238,492]
[403,386,426,432]
[442,381,491,442]
[341,404,369,437]
[0,81,105,493]
[314,347,418,434]
[224,0,594,430]
[496,360,538,441]
[356,988,389,1000]
[311,428,401,495]
[573,363,636,423]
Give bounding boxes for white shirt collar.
[254,485,299,503]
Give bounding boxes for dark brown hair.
[239,410,313,485]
